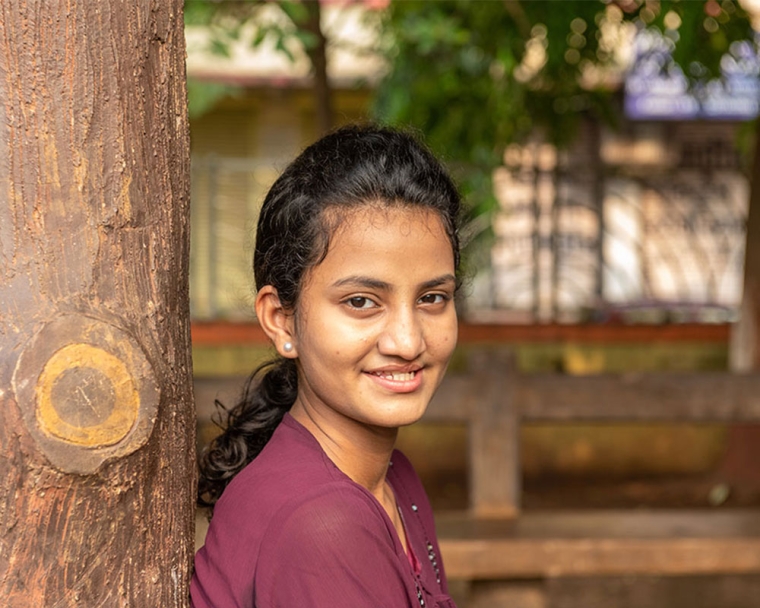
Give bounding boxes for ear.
[255,285,298,358]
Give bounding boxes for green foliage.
[652,0,755,80]
[185,0,317,59]
[184,1,262,117]
[372,0,757,250]
[184,1,757,244]
[373,1,619,249]
[187,78,241,119]
[184,0,319,116]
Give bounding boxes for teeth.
[374,371,416,382]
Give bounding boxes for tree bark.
[0,1,194,606]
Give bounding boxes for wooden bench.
[418,349,760,606]
[436,509,760,579]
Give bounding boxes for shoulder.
[254,481,414,606]
[192,417,345,606]
[214,414,340,513]
[260,480,393,560]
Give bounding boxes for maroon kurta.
[192,414,457,608]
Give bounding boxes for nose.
[377,306,426,360]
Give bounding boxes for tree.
[373,0,756,247]
[184,0,335,131]
[0,1,195,605]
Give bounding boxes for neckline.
[283,413,409,553]
[385,480,409,553]
[395,499,422,574]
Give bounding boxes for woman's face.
[290,204,458,433]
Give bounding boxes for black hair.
[197,124,462,508]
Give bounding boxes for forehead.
[331,204,447,242]
[307,204,455,283]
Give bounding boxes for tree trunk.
[303,0,334,135]
[0,1,194,606]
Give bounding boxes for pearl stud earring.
[283,342,294,353]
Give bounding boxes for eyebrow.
[420,274,457,290]
[331,274,456,291]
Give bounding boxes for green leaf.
[294,29,320,51]
[187,79,241,119]
[251,26,268,48]
[274,35,296,63]
[279,1,310,25]
[209,37,231,58]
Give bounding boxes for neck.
[290,398,398,499]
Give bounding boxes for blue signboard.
[624,28,760,120]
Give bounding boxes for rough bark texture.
[0,1,194,606]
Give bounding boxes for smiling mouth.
[370,370,418,382]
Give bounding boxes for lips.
[364,367,423,393]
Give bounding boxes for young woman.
[191,125,461,608]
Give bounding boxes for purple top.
[191,414,457,608]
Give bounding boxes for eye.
[345,296,377,310]
[418,293,450,306]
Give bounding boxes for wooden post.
[469,349,520,518]
[730,125,760,372]
[0,1,194,606]
[724,122,760,484]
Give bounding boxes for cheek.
[429,314,458,354]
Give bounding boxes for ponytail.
[197,357,298,508]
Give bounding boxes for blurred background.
[185,1,760,606]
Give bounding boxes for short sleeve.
[254,483,417,608]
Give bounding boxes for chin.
[368,401,430,429]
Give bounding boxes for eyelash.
[418,293,450,305]
[345,296,377,310]
[342,293,451,310]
